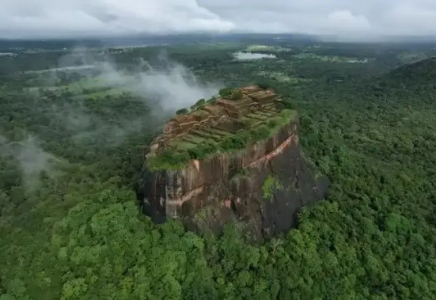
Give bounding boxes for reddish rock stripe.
[246,134,297,169]
[167,186,204,206]
[167,134,298,207]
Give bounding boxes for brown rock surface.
[138,86,328,239]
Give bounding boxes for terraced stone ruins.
[147,85,283,158]
[139,85,328,239]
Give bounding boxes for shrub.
[206,97,216,104]
[147,149,190,171]
[262,175,282,200]
[190,99,206,110]
[188,142,217,159]
[219,88,234,98]
[219,88,243,101]
[195,99,206,106]
[250,126,271,141]
[230,90,243,100]
[176,108,189,115]
[220,132,250,151]
[267,119,279,128]
[257,83,270,90]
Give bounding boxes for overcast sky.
[1,0,436,39]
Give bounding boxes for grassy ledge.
[146,109,297,172]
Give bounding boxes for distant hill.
[382,57,436,88]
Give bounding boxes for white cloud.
[383,5,436,35]
[0,0,234,38]
[1,0,436,38]
[326,11,371,33]
[199,0,436,37]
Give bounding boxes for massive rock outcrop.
[138,85,328,239]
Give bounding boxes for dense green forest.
[1,39,436,299]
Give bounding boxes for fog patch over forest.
[0,135,61,190]
[46,100,151,147]
[53,48,221,111]
[98,52,221,111]
[28,49,222,151]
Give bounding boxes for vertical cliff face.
[138,85,328,239]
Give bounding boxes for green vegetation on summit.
[146,85,297,171]
[147,109,297,171]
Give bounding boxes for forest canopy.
[1,40,436,299]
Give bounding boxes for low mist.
[38,49,222,146]
[99,52,221,111]
[9,49,223,185]
[0,135,61,190]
